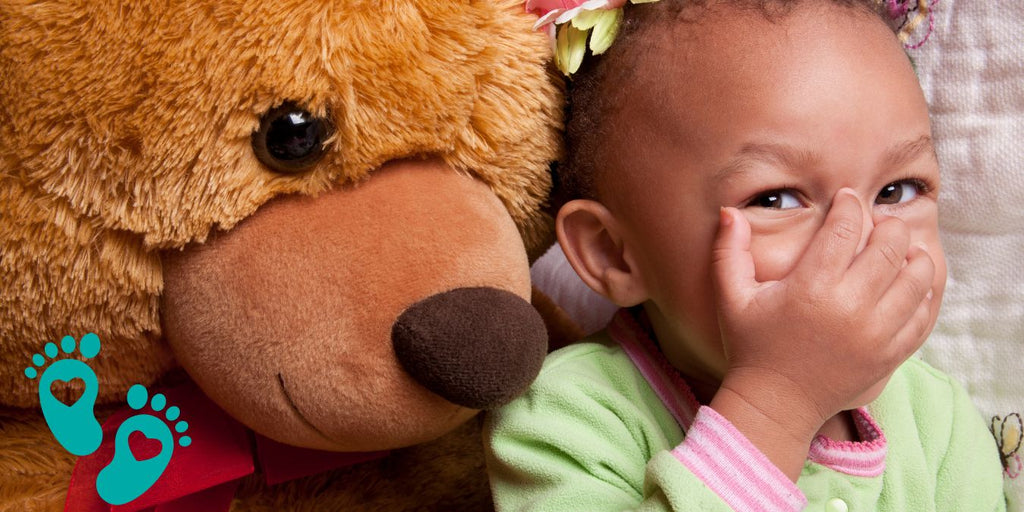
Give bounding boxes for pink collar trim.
[608,309,701,430]
[607,308,887,478]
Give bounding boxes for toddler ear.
[556,199,647,307]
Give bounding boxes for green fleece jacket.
[486,311,1006,511]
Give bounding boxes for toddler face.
[595,3,947,385]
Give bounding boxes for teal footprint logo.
[24,334,103,456]
[96,384,191,505]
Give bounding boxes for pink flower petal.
[526,0,587,16]
[554,6,586,24]
[532,9,564,30]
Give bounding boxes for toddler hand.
[709,188,935,476]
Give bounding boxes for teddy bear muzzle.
[392,287,548,410]
[161,158,549,450]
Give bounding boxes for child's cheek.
[746,218,820,283]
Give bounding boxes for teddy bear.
[0,1,567,510]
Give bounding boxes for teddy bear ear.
[251,101,334,174]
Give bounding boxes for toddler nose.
[391,287,548,410]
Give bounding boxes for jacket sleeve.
[484,345,806,512]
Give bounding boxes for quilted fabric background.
[913,1,1024,509]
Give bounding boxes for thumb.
[711,207,756,306]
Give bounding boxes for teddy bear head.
[0,0,561,451]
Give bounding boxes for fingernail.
[926,289,934,300]
[720,207,733,227]
[916,242,929,252]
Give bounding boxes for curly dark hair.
[555,0,898,207]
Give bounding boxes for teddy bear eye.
[251,102,332,174]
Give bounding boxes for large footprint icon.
[96,384,191,505]
[24,334,103,456]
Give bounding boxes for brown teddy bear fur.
[0,1,564,510]
[0,0,559,407]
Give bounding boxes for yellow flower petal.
[571,9,603,30]
[1002,415,1023,456]
[556,24,588,75]
[589,9,623,55]
[555,25,569,74]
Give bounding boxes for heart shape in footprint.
[50,378,85,407]
[128,430,164,461]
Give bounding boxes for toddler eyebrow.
[881,135,936,169]
[712,143,818,184]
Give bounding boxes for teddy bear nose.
[392,287,548,410]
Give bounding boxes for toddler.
[486,0,1007,510]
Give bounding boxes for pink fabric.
[609,310,699,430]
[807,408,888,477]
[673,407,807,512]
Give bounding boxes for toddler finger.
[711,207,757,305]
[884,284,935,364]
[793,188,863,285]
[876,244,935,328]
[847,216,910,301]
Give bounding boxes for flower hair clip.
[527,0,659,76]
[881,0,939,49]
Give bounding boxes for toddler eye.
[748,189,801,209]
[875,180,921,205]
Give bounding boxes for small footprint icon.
[24,334,103,456]
[96,384,191,506]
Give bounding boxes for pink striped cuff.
[672,406,807,512]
